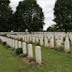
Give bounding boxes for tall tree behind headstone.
[54,0,72,32]
[0,0,12,32]
[13,0,44,32]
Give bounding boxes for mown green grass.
[0,43,72,72]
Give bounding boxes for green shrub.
[2,42,6,45]
[16,48,23,55]
[0,39,2,42]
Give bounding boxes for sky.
[10,0,57,30]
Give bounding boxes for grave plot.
[0,32,72,53]
[0,32,72,72]
[0,37,72,72]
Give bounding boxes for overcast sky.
[10,0,56,30]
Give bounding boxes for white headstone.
[32,36,35,43]
[55,34,64,48]
[15,40,18,49]
[40,37,43,46]
[29,36,32,42]
[64,34,70,53]
[26,35,29,42]
[12,39,15,48]
[35,46,42,65]
[24,36,27,42]
[44,36,48,47]
[36,36,39,44]
[22,42,27,55]
[10,38,12,47]
[28,44,33,58]
[50,35,54,48]
[7,38,10,46]
[18,41,22,48]
[56,39,62,47]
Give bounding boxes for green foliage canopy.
[0,0,12,32]
[12,0,44,32]
[54,0,72,32]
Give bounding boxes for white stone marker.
[64,34,70,53]
[22,42,27,55]
[10,38,12,47]
[24,36,27,42]
[26,35,29,42]
[35,46,42,65]
[8,38,10,47]
[50,35,54,48]
[18,41,22,48]
[7,38,10,46]
[12,39,15,48]
[44,36,48,47]
[29,36,32,42]
[56,39,62,47]
[15,40,18,49]
[32,36,35,43]
[36,37,39,44]
[40,37,43,46]
[22,36,25,41]
[28,44,33,58]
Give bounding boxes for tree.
[47,24,60,32]
[54,0,72,32]
[0,0,12,32]
[13,0,44,32]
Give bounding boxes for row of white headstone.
[0,36,42,65]
[7,33,71,53]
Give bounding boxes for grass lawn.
[0,43,72,72]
